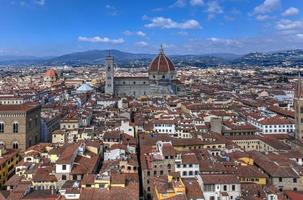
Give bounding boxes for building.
[175,152,200,178]
[294,75,303,140]
[153,119,176,136]
[0,95,30,105]
[247,115,294,134]
[199,174,241,200]
[0,104,41,150]
[151,174,186,200]
[0,147,20,186]
[44,69,59,83]
[105,46,183,98]
[141,141,176,199]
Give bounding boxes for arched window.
[13,122,19,133]
[0,141,5,147]
[0,122,4,133]
[35,116,38,126]
[29,119,32,129]
[12,141,19,149]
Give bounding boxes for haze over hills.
[0,49,302,67]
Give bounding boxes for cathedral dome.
[149,46,175,73]
[44,69,58,83]
[44,69,58,79]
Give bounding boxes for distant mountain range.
[0,49,303,67]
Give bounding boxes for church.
[104,46,183,97]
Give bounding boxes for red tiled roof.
[149,49,175,73]
[44,69,58,78]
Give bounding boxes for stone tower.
[105,52,114,96]
[294,72,303,140]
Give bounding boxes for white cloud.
[135,41,149,47]
[35,0,45,6]
[105,4,118,16]
[297,33,303,39]
[207,1,223,20]
[170,0,186,8]
[145,17,201,29]
[256,15,271,21]
[190,0,204,6]
[177,31,189,36]
[78,36,124,44]
[282,7,299,17]
[254,0,280,14]
[152,7,163,12]
[124,31,146,37]
[276,19,303,31]
[207,37,241,46]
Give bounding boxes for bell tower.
[105,52,114,96]
[294,71,303,140]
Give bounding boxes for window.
[183,171,187,176]
[0,141,4,147]
[35,117,38,126]
[62,165,67,170]
[223,185,227,191]
[13,122,19,133]
[279,177,282,182]
[232,185,236,191]
[62,175,66,180]
[29,120,32,129]
[293,178,297,183]
[12,141,18,149]
[147,171,150,176]
[0,122,4,133]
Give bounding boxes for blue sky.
[0,0,303,56]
